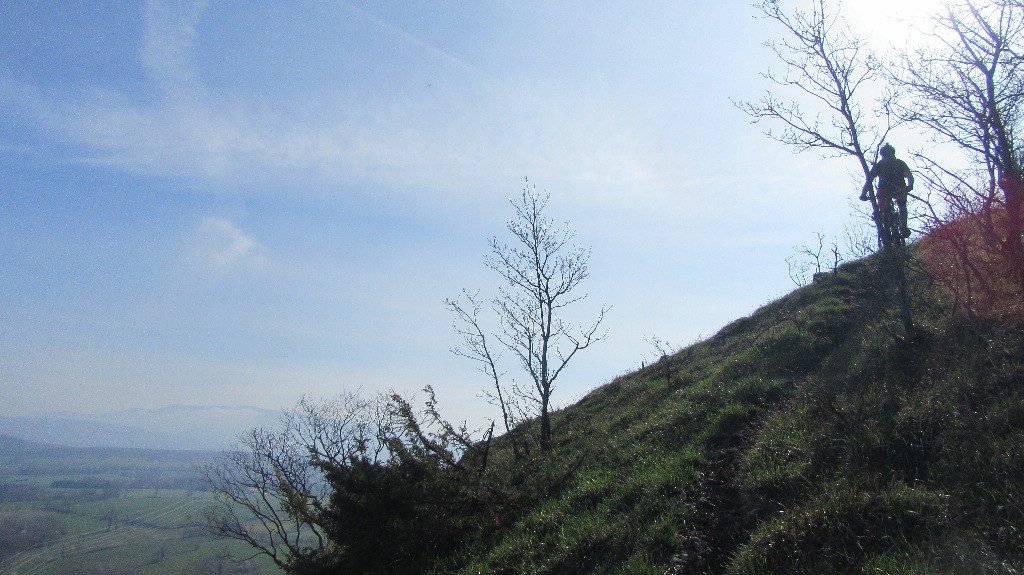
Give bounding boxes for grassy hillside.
[444,251,1024,574]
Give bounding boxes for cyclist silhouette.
[862,143,914,240]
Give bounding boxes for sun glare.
[841,0,940,50]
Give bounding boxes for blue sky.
[1,1,933,427]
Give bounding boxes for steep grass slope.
[448,253,1024,574]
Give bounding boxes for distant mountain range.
[0,405,280,451]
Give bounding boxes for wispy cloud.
[188,216,266,273]
[0,2,687,221]
[337,0,479,76]
[8,79,673,208]
[142,0,207,100]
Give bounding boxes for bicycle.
[863,185,908,249]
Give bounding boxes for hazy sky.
[1,1,936,427]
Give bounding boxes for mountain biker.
[861,143,914,239]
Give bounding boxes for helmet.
[880,143,896,157]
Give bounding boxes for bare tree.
[447,290,529,455]
[644,335,679,384]
[449,181,608,451]
[739,0,921,332]
[201,392,386,572]
[843,222,877,259]
[737,0,896,243]
[892,0,1024,304]
[785,231,844,286]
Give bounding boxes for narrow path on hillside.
[665,443,751,575]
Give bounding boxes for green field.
[0,438,279,575]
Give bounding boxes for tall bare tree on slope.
[892,0,1024,303]
[449,181,608,452]
[736,0,895,243]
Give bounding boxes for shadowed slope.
[444,251,1024,574]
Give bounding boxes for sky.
[0,1,939,430]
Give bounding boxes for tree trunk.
[999,173,1024,296]
[539,395,551,451]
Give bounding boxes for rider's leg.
[897,195,910,238]
[877,188,895,236]
[874,188,905,247]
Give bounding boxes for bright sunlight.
[842,0,942,50]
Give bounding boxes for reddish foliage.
[920,188,1024,319]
